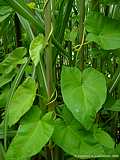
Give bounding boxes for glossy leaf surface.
[29,34,45,66]
[6,111,54,160]
[8,77,36,127]
[53,107,115,157]
[61,66,107,129]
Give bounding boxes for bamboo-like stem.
[44,0,54,109]
[44,1,55,159]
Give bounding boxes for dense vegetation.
[0,0,120,159]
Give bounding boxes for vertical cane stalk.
[44,0,54,111]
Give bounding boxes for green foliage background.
[0,0,120,159]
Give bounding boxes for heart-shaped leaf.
[61,66,107,129]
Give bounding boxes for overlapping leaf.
[8,77,36,127]
[0,47,27,88]
[53,107,115,157]
[53,118,104,157]
[6,110,54,160]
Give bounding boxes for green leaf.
[29,34,45,66]
[85,12,120,50]
[0,88,9,107]
[114,144,120,154]
[61,105,80,126]
[17,14,34,41]
[94,127,115,149]
[53,107,115,158]
[107,99,120,111]
[5,0,67,57]
[20,106,42,124]
[6,112,54,160]
[0,47,27,74]
[64,29,77,43]
[61,66,107,129]
[8,77,36,127]
[0,6,12,22]
[0,14,10,23]
[53,118,104,157]
[0,6,12,15]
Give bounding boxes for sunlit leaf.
[8,77,36,127]
[29,34,45,66]
[61,66,107,129]
[6,112,54,160]
[53,118,104,157]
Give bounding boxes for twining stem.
[44,0,54,111]
[79,0,85,71]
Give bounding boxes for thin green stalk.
[109,72,120,94]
